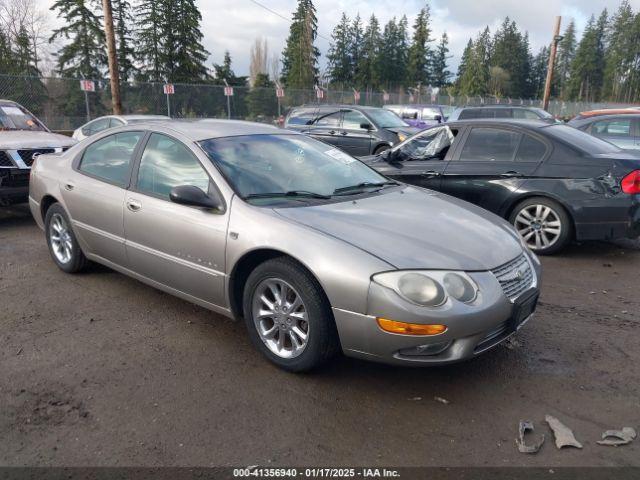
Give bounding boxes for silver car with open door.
[29,119,541,372]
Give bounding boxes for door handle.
[328,130,336,135]
[421,170,441,178]
[64,182,75,191]
[340,131,348,136]
[126,199,142,212]
[500,171,524,178]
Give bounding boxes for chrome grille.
[0,150,14,167]
[491,254,534,300]
[18,148,55,166]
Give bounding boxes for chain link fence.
[1,74,638,132]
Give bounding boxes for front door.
[63,130,144,266]
[440,126,546,213]
[373,126,459,190]
[339,109,373,156]
[123,132,229,307]
[307,109,343,149]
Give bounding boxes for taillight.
[621,170,640,194]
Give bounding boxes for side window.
[136,133,210,199]
[314,111,342,128]
[458,109,483,120]
[513,109,540,120]
[401,108,419,120]
[286,108,316,126]
[516,134,547,162]
[90,118,111,134]
[459,128,521,162]
[395,127,455,161]
[342,110,370,130]
[110,118,125,128]
[488,108,511,118]
[79,131,142,186]
[592,119,632,137]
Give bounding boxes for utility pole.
[102,0,123,115]
[542,16,562,112]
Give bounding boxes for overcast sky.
[36,0,640,76]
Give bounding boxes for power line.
[246,0,332,42]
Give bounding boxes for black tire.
[509,197,572,255]
[44,203,88,273]
[373,144,390,155]
[242,257,340,372]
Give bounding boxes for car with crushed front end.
[1,99,76,206]
[360,119,640,255]
[29,119,541,372]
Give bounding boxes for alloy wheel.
[49,213,73,264]
[513,204,562,251]
[251,278,309,359]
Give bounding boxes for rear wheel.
[509,197,572,255]
[242,257,339,372]
[45,203,88,273]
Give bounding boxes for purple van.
[384,104,453,130]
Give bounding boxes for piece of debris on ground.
[434,396,450,405]
[545,415,583,449]
[597,427,636,446]
[516,420,545,454]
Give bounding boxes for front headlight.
[373,271,478,307]
[397,132,407,142]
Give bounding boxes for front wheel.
[373,144,390,155]
[242,257,339,372]
[509,197,572,255]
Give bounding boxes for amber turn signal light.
[376,318,447,336]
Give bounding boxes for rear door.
[440,126,547,213]
[339,109,373,156]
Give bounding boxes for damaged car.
[29,120,540,371]
[1,99,76,206]
[361,119,640,255]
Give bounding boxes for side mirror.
[434,115,442,123]
[170,185,221,210]
[360,122,373,130]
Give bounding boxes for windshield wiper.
[243,190,332,200]
[333,181,399,195]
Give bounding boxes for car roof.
[0,99,19,106]
[296,104,384,111]
[456,104,535,109]
[130,119,285,141]
[121,114,170,121]
[445,118,550,129]
[578,108,640,117]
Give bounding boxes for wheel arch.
[228,248,331,321]
[40,194,61,223]
[372,142,391,155]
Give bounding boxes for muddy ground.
[1,204,638,467]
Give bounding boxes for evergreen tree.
[406,4,433,86]
[112,0,136,82]
[490,18,530,97]
[246,72,277,119]
[379,16,408,88]
[281,0,320,89]
[356,14,381,90]
[431,32,451,87]
[458,27,490,96]
[327,13,353,86]
[49,0,107,78]
[350,14,364,88]
[554,20,576,99]
[603,1,637,101]
[213,51,246,85]
[454,38,473,92]
[0,27,15,75]
[161,0,209,82]
[136,0,164,81]
[530,46,549,99]
[567,11,607,101]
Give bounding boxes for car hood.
[385,126,421,136]
[274,186,523,271]
[0,131,77,149]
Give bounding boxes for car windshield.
[545,125,622,154]
[0,104,47,131]
[530,107,555,119]
[200,134,390,204]
[365,108,409,128]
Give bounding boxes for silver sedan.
[29,120,541,372]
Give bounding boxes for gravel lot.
[1,204,639,467]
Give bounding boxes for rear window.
[545,125,622,154]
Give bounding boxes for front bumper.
[334,253,541,366]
